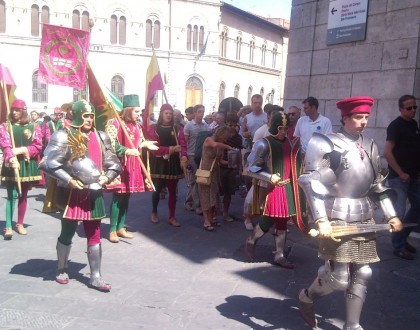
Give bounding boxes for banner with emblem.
[0,64,16,124]
[38,24,90,89]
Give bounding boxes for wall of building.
[284,0,420,153]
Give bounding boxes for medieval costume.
[0,99,43,239]
[105,94,158,243]
[40,100,121,292]
[245,111,304,268]
[145,104,187,227]
[297,97,403,329]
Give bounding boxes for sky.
[227,0,292,20]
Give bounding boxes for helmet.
[268,111,290,135]
[71,100,95,127]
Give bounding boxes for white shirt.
[253,124,269,143]
[294,114,332,152]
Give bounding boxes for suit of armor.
[298,130,398,329]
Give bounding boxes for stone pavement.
[0,184,419,330]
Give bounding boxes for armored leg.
[343,264,371,330]
[56,240,71,284]
[87,244,111,292]
[273,230,294,269]
[244,224,265,261]
[299,261,349,328]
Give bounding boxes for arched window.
[0,0,5,33]
[260,87,264,101]
[261,43,267,66]
[249,39,255,63]
[270,89,275,103]
[111,75,125,101]
[31,5,40,36]
[247,86,253,105]
[187,23,205,53]
[234,84,240,99]
[272,45,278,69]
[185,76,203,108]
[199,26,204,52]
[72,10,80,29]
[236,35,242,61]
[81,11,90,31]
[110,15,117,44]
[32,71,48,103]
[146,17,160,49]
[187,24,192,51]
[220,28,228,57]
[219,82,226,105]
[110,14,126,45]
[193,25,198,51]
[73,87,87,102]
[41,6,50,25]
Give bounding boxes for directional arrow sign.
[331,7,337,15]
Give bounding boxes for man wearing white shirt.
[293,96,332,154]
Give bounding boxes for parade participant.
[146,103,187,226]
[61,103,73,129]
[297,96,403,329]
[40,100,122,292]
[106,95,158,243]
[30,110,42,125]
[244,112,303,268]
[0,99,43,239]
[47,107,64,134]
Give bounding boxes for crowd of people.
[1,92,418,329]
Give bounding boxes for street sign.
[327,0,369,45]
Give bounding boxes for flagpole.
[0,80,22,196]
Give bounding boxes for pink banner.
[38,24,90,89]
[0,64,16,123]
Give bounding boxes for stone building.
[284,0,420,152]
[0,0,289,115]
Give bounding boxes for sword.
[309,223,418,242]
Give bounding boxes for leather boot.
[244,224,265,262]
[87,244,111,292]
[56,240,71,284]
[273,230,294,269]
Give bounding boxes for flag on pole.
[0,64,16,124]
[87,62,121,131]
[196,32,210,60]
[38,23,90,89]
[143,50,164,128]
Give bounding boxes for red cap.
[160,103,173,112]
[54,107,63,114]
[11,99,27,110]
[337,96,374,117]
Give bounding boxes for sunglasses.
[404,106,418,111]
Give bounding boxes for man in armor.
[40,100,121,292]
[244,111,304,268]
[297,96,403,329]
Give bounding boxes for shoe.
[56,272,69,284]
[151,213,159,224]
[393,249,414,260]
[169,217,181,227]
[4,227,13,240]
[109,231,119,243]
[203,224,215,231]
[273,255,295,269]
[89,277,111,292]
[405,241,416,254]
[211,221,221,227]
[116,228,133,239]
[16,224,27,235]
[298,289,317,328]
[244,221,254,231]
[223,214,234,222]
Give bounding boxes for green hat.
[123,94,140,108]
[71,100,95,127]
[268,111,290,135]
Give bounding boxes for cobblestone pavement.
[0,184,419,329]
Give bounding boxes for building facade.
[284,0,420,152]
[0,0,288,115]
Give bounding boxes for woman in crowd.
[146,104,187,227]
[106,95,158,243]
[198,126,233,231]
[0,99,43,239]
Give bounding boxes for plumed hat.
[123,94,140,108]
[160,103,173,112]
[71,100,95,127]
[11,99,27,110]
[336,96,374,117]
[268,111,290,135]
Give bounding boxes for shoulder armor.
[97,130,113,150]
[304,132,334,171]
[43,129,68,157]
[247,138,269,172]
